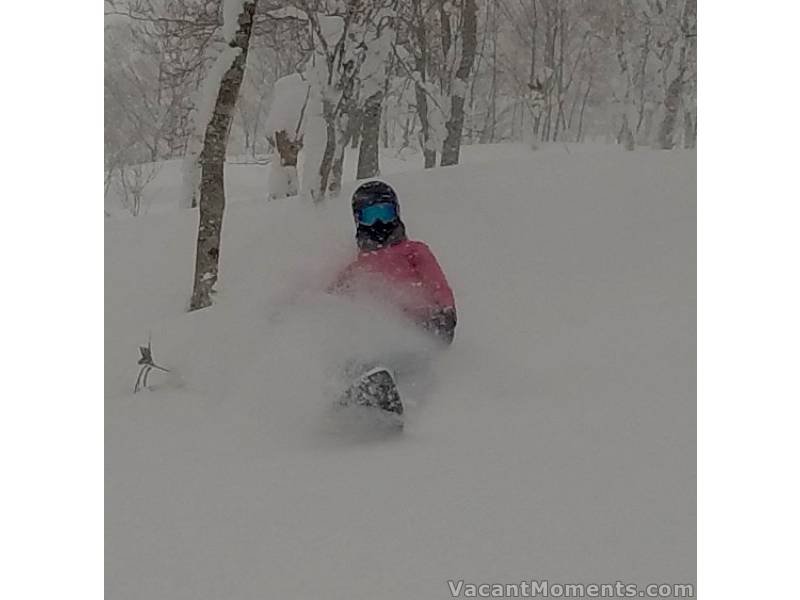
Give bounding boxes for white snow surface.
[358,20,395,99]
[419,80,448,152]
[263,73,309,138]
[297,89,327,200]
[106,145,695,599]
[451,77,468,99]
[222,0,247,43]
[266,6,308,21]
[266,157,297,199]
[318,15,345,46]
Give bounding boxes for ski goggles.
[356,202,398,226]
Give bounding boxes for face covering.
[356,219,406,251]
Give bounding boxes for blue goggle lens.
[357,202,398,225]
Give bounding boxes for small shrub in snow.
[133,337,170,393]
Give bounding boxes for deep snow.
[105,142,614,218]
[105,145,695,599]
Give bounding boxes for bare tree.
[357,90,384,178]
[105,0,221,163]
[403,0,437,168]
[656,0,696,149]
[190,0,258,311]
[441,0,478,166]
[357,5,397,179]
[294,1,396,199]
[105,0,697,220]
[109,162,162,216]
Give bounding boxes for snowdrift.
[106,146,696,599]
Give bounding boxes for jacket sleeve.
[410,242,456,309]
[410,242,457,344]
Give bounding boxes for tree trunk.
[634,29,651,139]
[329,138,346,194]
[329,98,357,194]
[189,1,257,312]
[401,115,414,150]
[683,109,696,149]
[467,0,491,145]
[657,72,683,149]
[489,1,498,143]
[274,130,301,167]
[415,82,437,168]
[441,0,478,166]
[412,0,436,168]
[317,97,337,199]
[357,90,383,179]
[618,113,635,151]
[540,5,557,142]
[529,0,537,86]
[380,55,392,150]
[529,0,541,140]
[381,105,390,149]
[552,7,565,142]
[613,16,635,151]
[576,75,592,142]
[657,0,694,149]
[348,106,363,149]
[439,2,452,67]
[643,107,654,144]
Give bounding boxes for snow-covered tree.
[264,73,309,199]
[654,0,696,149]
[189,0,258,311]
[104,0,698,216]
[440,0,478,166]
[355,6,396,179]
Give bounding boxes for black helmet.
[352,180,399,216]
[351,180,406,250]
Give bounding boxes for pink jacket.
[331,239,456,324]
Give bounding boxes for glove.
[422,307,457,345]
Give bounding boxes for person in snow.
[330,180,457,345]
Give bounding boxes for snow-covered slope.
[105,147,695,599]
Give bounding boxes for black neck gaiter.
[356,220,407,251]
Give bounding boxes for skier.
[329,180,456,424]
